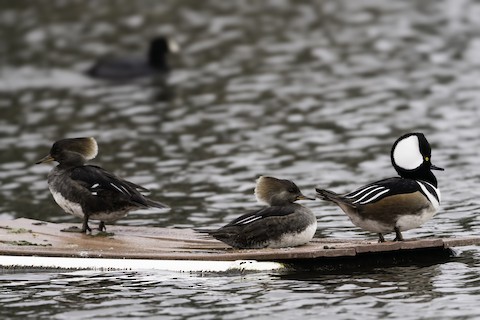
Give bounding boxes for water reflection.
[1,252,480,319]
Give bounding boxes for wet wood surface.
[0,218,479,262]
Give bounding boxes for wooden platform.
[0,218,479,272]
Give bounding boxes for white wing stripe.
[345,185,379,198]
[352,186,386,204]
[236,216,263,225]
[120,185,131,196]
[359,189,390,204]
[110,183,125,194]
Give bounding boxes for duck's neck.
[401,169,438,187]
[148,49,168,70]
[57,152,87,169]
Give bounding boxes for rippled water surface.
[1,0,480,319]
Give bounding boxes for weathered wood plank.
[0,218,479,263]
[443,237,480,248]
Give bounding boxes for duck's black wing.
[224,206,296,226]
[86,56,155,80]
[208,206,297,249]
[70,165,168,209]
[317,177,424,206]
[342,177,425,205]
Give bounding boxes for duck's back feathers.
[70,165,168,209]
[86,37,174,80]
[225,206,296,226]
[317,177,426,207]
[208,206,306,249]
[86,57,157,80]
[316,177,439,234]
[345,178,416,204]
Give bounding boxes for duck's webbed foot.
[59,217,91,233]
[98,221,106,232]
[393,227,404,241]
[60,226,84,233]
[378,233,386,243]
[80,217,92,233]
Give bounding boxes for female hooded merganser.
[206,176,317,249]
[316,132,443,242]
[36,137,168,233]
[86,36,179,80]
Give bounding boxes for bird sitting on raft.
[86,36,179,80]
[201,176,317,249]
[36,137,169,233]
[316,132,443,243]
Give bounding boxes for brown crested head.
[254,176,314,206]
[36,137,98,165]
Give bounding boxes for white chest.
[50,188,85,219]
[396,206,437,231]
[268,220,317,248]
[49,188,129,222]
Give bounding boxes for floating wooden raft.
[0,218,479,272]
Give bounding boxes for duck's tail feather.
[315,188,355,207]
[193,228,217,234]
[144,198,170,209]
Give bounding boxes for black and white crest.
[390,132,443,186]
[391,133,426,171]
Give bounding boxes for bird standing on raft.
[204,176,317,249]
[316,132,443,242]
[36,137,168,233]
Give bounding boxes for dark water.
[1,0,480,318]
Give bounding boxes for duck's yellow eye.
[425,156,429,161]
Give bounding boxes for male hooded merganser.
[36,137,168,233]
[316,132,443,242]
[206,176,317,249]
[86,36,179,80]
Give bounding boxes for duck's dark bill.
[431,164,444,171]
[296,195,315,201]
[36,154,54,164]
